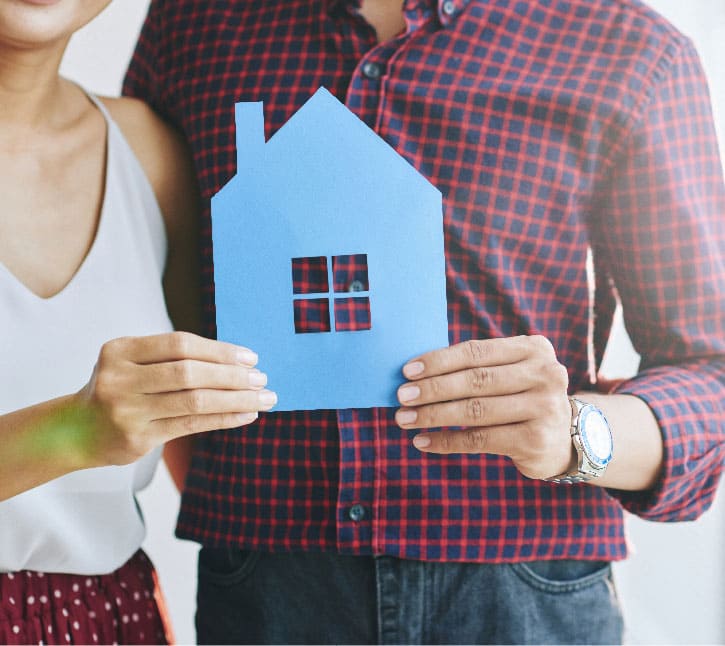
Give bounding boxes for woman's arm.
[0,331,271,502]
[0,99,272,501]
[1,394,95,500]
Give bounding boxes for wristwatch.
[546,398,613,484]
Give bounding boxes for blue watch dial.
[579,405,613,468]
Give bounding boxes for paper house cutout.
[212,87,448,410]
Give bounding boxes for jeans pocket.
[198,547,261,586]
[510,559,612,594]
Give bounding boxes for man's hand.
[395,335,574,480]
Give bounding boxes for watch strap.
[545,398,607,484]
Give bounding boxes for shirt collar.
[434,0,472,26]
[324,0,472,27]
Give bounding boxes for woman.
[0,1,275,643]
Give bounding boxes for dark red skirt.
[0,550,172,645]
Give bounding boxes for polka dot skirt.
[0,550,171,645]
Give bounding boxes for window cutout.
[292,256,328,294]
[333,254,369,293]
[291,254,371,334]
[334,297,371,332]
[294,298,331,333]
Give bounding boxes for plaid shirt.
[124,0,725,562]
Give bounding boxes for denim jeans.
[196,549,623,645]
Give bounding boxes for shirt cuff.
[607,359,724,521]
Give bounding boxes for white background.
[60,1,725,644]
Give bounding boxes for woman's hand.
[77,331,275,467]
[395,335,574,480]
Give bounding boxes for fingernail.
[413,435,431,449]
[248,370,267,387]
[237,349,258,366]
[238,412,258,424]
[397,409,417,425]
[259,390,277,408]
[398,385,420,403]
[403,361,424,378]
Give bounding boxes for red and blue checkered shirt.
[124,0,725,562]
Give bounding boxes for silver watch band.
[545,398,607,484]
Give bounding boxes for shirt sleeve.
[590,38,725,521]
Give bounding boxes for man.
[125,1,724,643]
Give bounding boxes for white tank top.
[0,93,173,574]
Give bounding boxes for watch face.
[580,406,613,467]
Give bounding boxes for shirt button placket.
[351,56,386,129]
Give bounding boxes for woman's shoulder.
[98,96,199,234]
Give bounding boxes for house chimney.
[234,101,265,175]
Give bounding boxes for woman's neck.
[0,41,68,135]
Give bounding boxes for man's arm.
[396,38,724,515]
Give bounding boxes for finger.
[411,424,573,480]
[397,362,535,406]
[108,332,258,367]
[136,361,267,394]
[149,388,277,419]
[410,424,522,456]
[395,394,529,430]
[153,411,260,439]
[403,335,553,380]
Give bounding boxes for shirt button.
[348,504,366,522]
[361,62,382,80]
[348,280,365,292]
[442,0,456,16]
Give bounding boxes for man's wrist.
[546,398,613,484]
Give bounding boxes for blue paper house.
[212,88,448,410]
